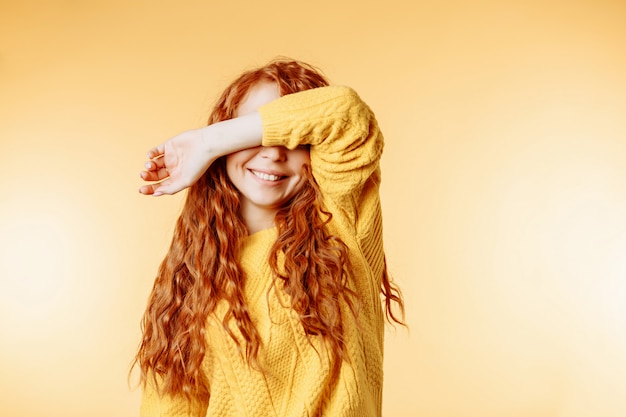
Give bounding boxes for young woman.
[135,59,404,417]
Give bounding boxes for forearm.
[139,112,263,196]
[259,85,382,188]
[201,112,263,159]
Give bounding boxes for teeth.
[252,170,281,181]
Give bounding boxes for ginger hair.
[133,59,404,400]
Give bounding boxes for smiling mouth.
[250,170,285,182]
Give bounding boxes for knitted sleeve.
[259,85,383,227]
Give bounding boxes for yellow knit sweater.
[140,86,387,417]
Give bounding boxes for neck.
[240,202,277,234]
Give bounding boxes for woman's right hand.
[138,112,264,196]
[139,128,214,196]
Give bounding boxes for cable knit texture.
[140,86,386,417]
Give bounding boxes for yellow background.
[2,0,625,416]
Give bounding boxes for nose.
[259,146,287,162]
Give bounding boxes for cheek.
[292,150,311,192]
[224,154,237,182]
[225,149,256,178]
[291,148,311,168]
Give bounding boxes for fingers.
[146,144,165,160]
[138,180,172,196]
[140,167,169,182]
[138,183,158,195]
[144,157,166,171]
[139,152,168,189]
[140,143,175,197]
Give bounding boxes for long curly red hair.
[133,59,404,400]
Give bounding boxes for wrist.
[199,125,218,161]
